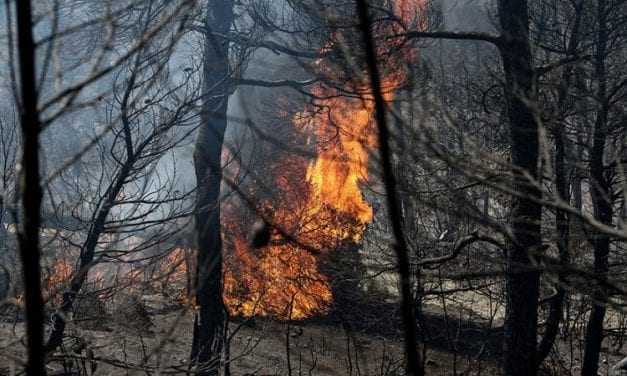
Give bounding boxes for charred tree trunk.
[582,2,610,373]
[537,3,582,364]
[355,1,423,375]
[497,1,542,375]
[536,126,570,366]
[581,113,611,376]
[14,1,46,374]
[190,1,233,374]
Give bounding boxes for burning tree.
[220,0,426,331]
[3,0,627,375]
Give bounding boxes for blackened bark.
[582,104,611,376]
[14,1,46,374]
[537,3,582,363]
[497,1,542,375]
[582,2,610,373]
[190,1,233,374]
[355,1,423,375]
[536,128,569,365]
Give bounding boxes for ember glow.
[43,259,73,304]
[158,247,194,306]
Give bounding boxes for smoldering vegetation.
[0,0,626,375]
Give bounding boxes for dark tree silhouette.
[497,1,543,375]
[190,1,234,374]
[355,1,423,375]
[14,1,46,375]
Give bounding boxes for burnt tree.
[355,1,424,374]
[535,0,583,365]
[582,0,612,373]
[14,1,46,374]
[190,0,234,374]
[498,1,543,375]
[394,0,542,373]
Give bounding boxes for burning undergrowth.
[28,244,194,316]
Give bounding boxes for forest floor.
[0,297,501,375]
[0,295,624,375]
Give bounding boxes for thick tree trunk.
[190,1,233,375]
[497,1,542,375]
[14,1,46,375]
[582,3,610,372]
[321,241,364,322]
[0,197,7,259]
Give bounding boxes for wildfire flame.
[40,248,193,307]
[222,1,424,320]
[302,97,376,237]
[158,247,195,306]
[38,1,425,321]
[43,259,73,304]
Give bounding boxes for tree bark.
[537,2,582,364]
[14,1,46,374]
[355,1,423,375]
[497,1,542,375]
[190,1,233,375]
[536,126,569,365]
[582,2,610,373]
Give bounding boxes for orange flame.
[301,99,375,236]
[44,260,72,304]
[224,238,331,319]
[158,247,195,306]
[223,0,424,319]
